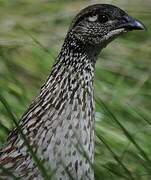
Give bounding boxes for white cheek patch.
[107,28,125,37]
[97,28,125,46]
[88,15,98,22]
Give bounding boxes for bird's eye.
[98,15,109,23]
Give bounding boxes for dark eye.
[98,15,109,23]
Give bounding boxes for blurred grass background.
[0,0,151,179]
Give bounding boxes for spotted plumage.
[0,4,145,180]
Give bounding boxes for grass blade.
[0,164,20,180]
[97,134,135,180]
[0,94,51,179]
[95,97,151,166]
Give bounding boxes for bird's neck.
[24,38,96,179]
[61,34,102,63]
[42,38,96,172]
[43,37,100,94]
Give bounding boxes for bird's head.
[68,4,146,48]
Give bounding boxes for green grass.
[0,0,151,179]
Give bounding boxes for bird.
[0,4,145,180]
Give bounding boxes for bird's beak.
[117,15,146,31]
[129,19,146,30]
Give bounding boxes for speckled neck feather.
[0,34,97,180]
